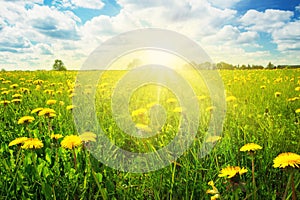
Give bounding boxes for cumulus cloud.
[208,0,241,9]
[27,5,80,40]
[272,21,300,51]
[239,9,293,33]
[52,0,104,9]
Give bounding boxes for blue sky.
[0,0,299,70]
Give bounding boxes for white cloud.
[71,0,104,9]
[208,0,241,9]
[27,5,80,40]
[272,21,300,51]
[52,0,104,9]
[239,9,293,33]
[201,25,259,47]
[296,4,300,11]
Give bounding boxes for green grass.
[0,69,299,199]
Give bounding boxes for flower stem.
[291,171,296,200]
[251,156,257,200]
[282,170,293,200]
[72,148,77,170]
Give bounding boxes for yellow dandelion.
[66,105,75,110]
[38,108,56,117]
[9,137,28,146]
[69,93,76,98]
[167,98,177,103]
[46,99,57,105]
[275,92,281,97]
[135,123,152,133]
[260,85,266,89]
[287,97,299,102]
[205,136,222,143]
[33,79,44,85]
[240,143,262,152]
[206,106,215,112]
[31,107,44,114]
[79,132,97,142]
[226,96,237,102]
[50,134,63,140]
[206,181,220,199]
[295,87,300,91]
[11,99,22,103]
[0,100,10,105]
[218,166,248,178]
[61,135,82,149]
[44,89,55,95]
[1,90,9,95]
[12,94,22,98]
[56,90,63,94]
[21,138,43,149]
[173,106,183,113]
[18,116,35,124]
[295,108,300,113]
[59,101,65,106]
[197,95,208,100]
[10,84,19,89]
[131,108,147,117]
[19,87,30,93]
[273,152,300,168]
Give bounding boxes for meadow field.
[0,69,299,200]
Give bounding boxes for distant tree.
[52,59,67,71]
[1,68,6,72]
[216,62,234,70]
[266,62,274,69]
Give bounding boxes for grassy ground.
[0,69,299,199]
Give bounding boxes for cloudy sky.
[0,0,300,70]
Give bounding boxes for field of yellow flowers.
[0,69,299,199]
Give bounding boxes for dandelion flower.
[66,105,75,110]
[46,99,57,105]
[260,85,266,89]
[1,90,9,95]
[18,116,35,124]
[31,107,44,114]
[131,108,147,117]
[44,89,55,95]
[275,92,281,97]
[21,138,43,149]
[173,107,183,113]
[295,87,300,91]
[205,136,222,143]
[11,99,22,103]
[240,143,262,152]
[206,106,215,112]
[295,108,300,113]
[167,98,177,103]
[19,87,30,93]
[206,181,220,200]
[12,94,22,98]
[226,96,237,102]
[61,135,82,149]
[219,166,248,178]
[38,108,56,117]
[9,137,28,146]
[79,132,97,142]
[0,100,10,105]
[51,134,63,140]
[10,84,19,89]
[135,124,152,133]
[273,152,300,168]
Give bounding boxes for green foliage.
[0,69,299,199]
[52,59,67,71]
